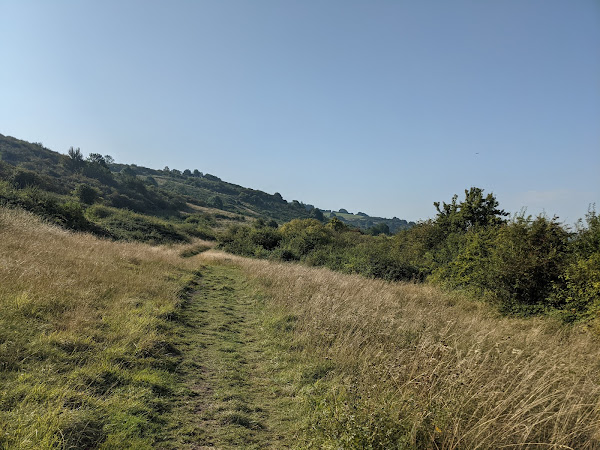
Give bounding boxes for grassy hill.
[1,207,598,448]
[0,133,412,239]
[0,133,313,236]
[323,209,415,234]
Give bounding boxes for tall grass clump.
[0,207,201,448]
[200,250,600,448]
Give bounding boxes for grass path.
[161,263,301,449]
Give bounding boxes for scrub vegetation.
[219,187,600,323]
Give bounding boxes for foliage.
[85,205,189,244]
[553,209,600,321]
[73,183,99,204]
[434,186,508,233]
[219,218,422,282]
[2,133,598,321]
[366,222,390,236]
[488,215,570,313]
[219,188,600,321]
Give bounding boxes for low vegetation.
[2,206,599,448]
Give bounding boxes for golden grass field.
[1,206,599,448]
[201,250,600,448]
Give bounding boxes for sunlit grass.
[200,250,600,448]
[0,207,202,448]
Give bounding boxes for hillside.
[323,209,415,234]
[1,206,599,448]
[0,133,412,235]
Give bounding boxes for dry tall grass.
[200,250,600,449]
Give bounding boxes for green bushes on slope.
[219,188,600,321]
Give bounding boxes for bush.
[12,169,39,188]
[250,227,282,251]
[555,253,600,321]
[553,210,600,321]
[218,225,260,256]
[74,184,99,204]
[488,216,569,313]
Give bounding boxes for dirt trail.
[163,264,298,449]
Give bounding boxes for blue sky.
[1,1,598,223]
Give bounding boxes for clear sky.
[1,0,599,223]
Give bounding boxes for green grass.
[0,208,202,448]
[159,264,307,448]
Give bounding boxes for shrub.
[555,253,600,321]
[74,184,99,204]
[11,169,39,188]
[488,215,570,313]
[86,206,188,244]
[250,227,282,251]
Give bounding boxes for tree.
[326,217,347,232]
[367,222,390,236]
[210,195,223,209]
[67,147,84,170]
[121,167,136,177]
[87,153,107,167]
[434,187,508,234]
[68,146,83,162]
[489,215,570,309]
[84,153,113,181]
[183,169,192,177]
[12,170,38,189]
[310,208,325,222]
[204,174,221,182]
[193,169,202,177]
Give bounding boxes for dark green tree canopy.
[74,183,99,204]
[310,208,325,222]
[87,153,108,167]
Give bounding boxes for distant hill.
[0,133,413,237]
[323,210,415,234]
